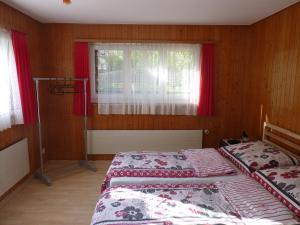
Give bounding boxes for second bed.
[101,148,241,192]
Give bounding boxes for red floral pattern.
[220,141,299,173]
[281,170,300,179]
[102,149,240,192]
[91,179,299,225]
[101,152,196,192]
[91,183,244,225]
[254,166,300,217]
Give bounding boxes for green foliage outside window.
[95,48,195,95]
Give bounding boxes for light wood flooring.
[0,160,111,225]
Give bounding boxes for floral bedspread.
[222,141,299,173]
[101,152,195,192]
[91,183,244,225]
[254,166,300,216]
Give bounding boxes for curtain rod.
[75,38,215,44]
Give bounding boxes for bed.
[101,148,240,192]
[91,176,300,225]
[93,122,300,224]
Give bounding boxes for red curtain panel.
[12,30,37,124]
[197,44,214,116]
[73,42,92,116]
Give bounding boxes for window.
[0,29,23,131]
[90,43,200,115]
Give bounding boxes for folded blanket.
[182,148,237,177]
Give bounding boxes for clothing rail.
[33,77,88,81]
[33,77,96,186]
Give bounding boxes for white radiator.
[0,138,29,197]
[87,130,203,154]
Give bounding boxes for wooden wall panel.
[0,2,41,172]
[40,24,251,159]
[2,1,299,161]
[1,0,299,164]
[242,3,300,140]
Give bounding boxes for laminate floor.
[0,160,111,225]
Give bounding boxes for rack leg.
[79,160,97,172]
[34,171,52,186]
[34,79,52,186]
[80,79,97,172]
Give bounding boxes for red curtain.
[197,44,214,116]
[73,42,92,116]
[12,30,37,124]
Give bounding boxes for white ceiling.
[3,0,300,25]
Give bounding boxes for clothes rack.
[33,77,97,186]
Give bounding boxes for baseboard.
[88,154,115,160]
[0,173,31,202]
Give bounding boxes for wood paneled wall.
[40,24,251,159]
[242,2,300,140]
[0,2,41,172]
[2,1,299,161]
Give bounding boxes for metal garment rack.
[33,77,97,186]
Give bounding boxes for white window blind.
[0,29,23,131]
[90,43,200,115]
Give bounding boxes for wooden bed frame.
[263,122,300,157]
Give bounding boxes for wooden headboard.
[263,122,300,157]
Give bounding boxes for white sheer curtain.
[91,43,200,115]
[0,29,23,131]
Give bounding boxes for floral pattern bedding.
[102,150,239,192]
[91,183,244,225]
[254,166,300,216]
[92,178,300,225]
[220,141,299,173]
[112,152,191,170]
[101,152,195,192]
